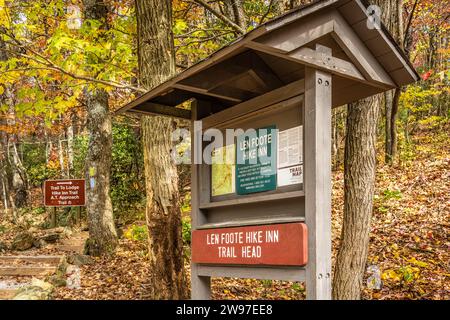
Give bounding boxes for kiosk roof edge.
[116,0,419,118]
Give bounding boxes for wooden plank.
[336,0,366,25]
[202,79,305,129]
[172,84,242,103]
[350,19,380,42]
[0,256,63,265]
[116,43,255,114]
[191,264,211,300]
[246,53,284,91]
[192,223,308,266]
[377,51,405,73]
[207,94,304,131]
[0,289,17,300]
[190,100,212,300]
[257,12,335,53]
[197,265,306,282]
[332,81,381,107]
[200,190,304,209]
[57,245,84,253]
[304,45,332,300]
[197,216,305,230]
[352,0,418,85]
[247,42,366,84]
[264,0,343,31]
[331,11,395,89]
[130,102,192,119]
[0,266,56,276]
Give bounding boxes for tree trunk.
[84,88,118,255]
[135,0,187,299]
[333,0,401,299]
[382,0,403,165]
[83,0,118,256]
[333,96,380,300]
[384,90,392,163]
[230,0,246,30]
[67,122,74,177]
[58,136,65,177]
[280,0,313,11]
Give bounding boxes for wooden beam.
[178,51,283,98]
[190,100,212,300]
[290,47,364,80]
[246,54,284,91]
[247,41,365,84]
[208,84,258,101]
[197,265,306,282]
[0,255,63,265]
[256,12,335,52]
[330,10,395,89]
[251,10,396,90]
[352,0,418,84]
[304,44,332,300]
[131,102,192,120]
[0,266,57,276]
[0,289,17,300]
[202,78,305,129]
[173,84,242,103]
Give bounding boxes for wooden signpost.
[116,0,419,300]
[44,179,86,227]
[44,179,86,207]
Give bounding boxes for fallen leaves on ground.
[1,124,449,300]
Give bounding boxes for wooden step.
[57,245,84,253]
[0,289,18,300]
[0,266,57,276]
[0,256,63,265]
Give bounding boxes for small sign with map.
[211,144,235,196]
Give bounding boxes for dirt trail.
[0,231,88,300]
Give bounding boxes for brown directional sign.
[192,223,308,266]
[44,179,86,207]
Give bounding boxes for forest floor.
[0,123,449,300]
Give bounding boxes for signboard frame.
[191,91,315,298]
[43,179,87,207]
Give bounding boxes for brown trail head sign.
[192,223,307,266]
[44,179,86,207]
[117,0,418,300]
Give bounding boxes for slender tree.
[82,0,118,256]
[135,0,187,299]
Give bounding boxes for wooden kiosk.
[118,0,418,300]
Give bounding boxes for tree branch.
[0,33,146,93]
[403,0,419,50]
[188,0,245,35]
[259,0,275,25]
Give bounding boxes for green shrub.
[182,217,191,246]
[124,224,148,242]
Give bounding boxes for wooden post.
[304,44,332,300]
[77,207,82,226]
[190,100,212,300]
[50,207,57,228]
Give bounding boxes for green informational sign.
[236,126,277,195]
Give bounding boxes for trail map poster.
[211,144,236,196]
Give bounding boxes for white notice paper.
[277,165,303,187]
[277,126,303,169]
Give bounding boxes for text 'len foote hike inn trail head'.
[116,0,418,300]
